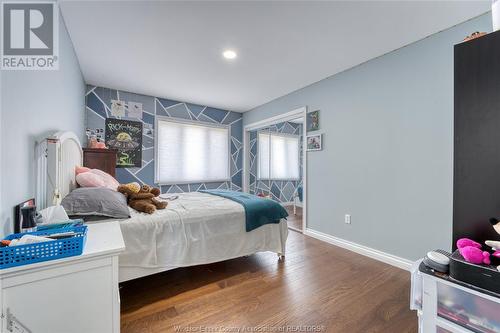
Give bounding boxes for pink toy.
[456,238,481,249]
[94,142,107,149]
[493,251,500,259]
[459,246,491,265]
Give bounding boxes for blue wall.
[85,85,243,193]
[243,14,493,261]
[1,13,86,236]
[249,121,303,203]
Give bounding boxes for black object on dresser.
[82,148,117,177]
[453,30,500,250]
[449,250,500,294]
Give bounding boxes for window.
[258,131,299,180]
[155,118,230,184]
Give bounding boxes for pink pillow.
[76,172,106,188]
[89,169,120,191]
[75,166,91,175]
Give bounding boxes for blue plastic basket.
[0,223,87,269]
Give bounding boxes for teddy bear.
[117,183,167,214]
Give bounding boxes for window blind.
[257,132,299,180]
[156,119,230,184]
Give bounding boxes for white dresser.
[0,222,125,333]
[412,262,500,333]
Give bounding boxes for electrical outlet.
[345,214,351,224]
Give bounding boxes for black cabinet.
[453,30,500,249]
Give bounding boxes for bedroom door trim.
[243,106,307,234]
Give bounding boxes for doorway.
[243,107,307,233]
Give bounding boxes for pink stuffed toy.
[459,246,491,265]
[456,238,481,249]
[457,238,491,265]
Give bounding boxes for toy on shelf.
[462,31,487,42]
[490,218,500,235]
[85,128,107,149]
[456,238,481,249]
[486,218,500,271]
[485,240,500,261]
[457,238,491,265]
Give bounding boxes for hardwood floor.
[286,206,302,231]
[120,231,417,333]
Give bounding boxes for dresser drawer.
[437,281,500,333]
[83,148,117,176]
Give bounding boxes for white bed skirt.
[117,192,288,282]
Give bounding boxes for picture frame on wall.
[306,133,322,151]
[306,110,320,132]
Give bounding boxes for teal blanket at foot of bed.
[200,190,288,232]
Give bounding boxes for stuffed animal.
[457,238,481,249]
[489,217,500,235]
[484,241,500,261]
[459,246,491,265]
[120,182,141,194]
[486,219,500,269]
[117,184,167,214]
[457,238,491,265]
[485,240,500,250]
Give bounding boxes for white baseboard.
[303,228,414,271]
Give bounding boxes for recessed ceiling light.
[223,50,237,60]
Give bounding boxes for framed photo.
[306,134,322,151]
[306,110,320,132]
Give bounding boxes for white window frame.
[257,130,300,181]
[154,116,232,185]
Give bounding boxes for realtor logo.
[1,1,59,70]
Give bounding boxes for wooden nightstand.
[83,148,117,176]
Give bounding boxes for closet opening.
[243,107,306,233]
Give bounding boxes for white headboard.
[36,131,82,209]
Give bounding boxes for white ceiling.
[60,1,490,112]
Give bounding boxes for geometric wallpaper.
[248,121,303,204]
[85,85,243,194]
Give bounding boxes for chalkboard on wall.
[105,118,143,168]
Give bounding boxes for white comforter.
[118,192,288,268]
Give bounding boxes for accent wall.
[85,85,243,193]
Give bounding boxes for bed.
[37,131,288,282]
